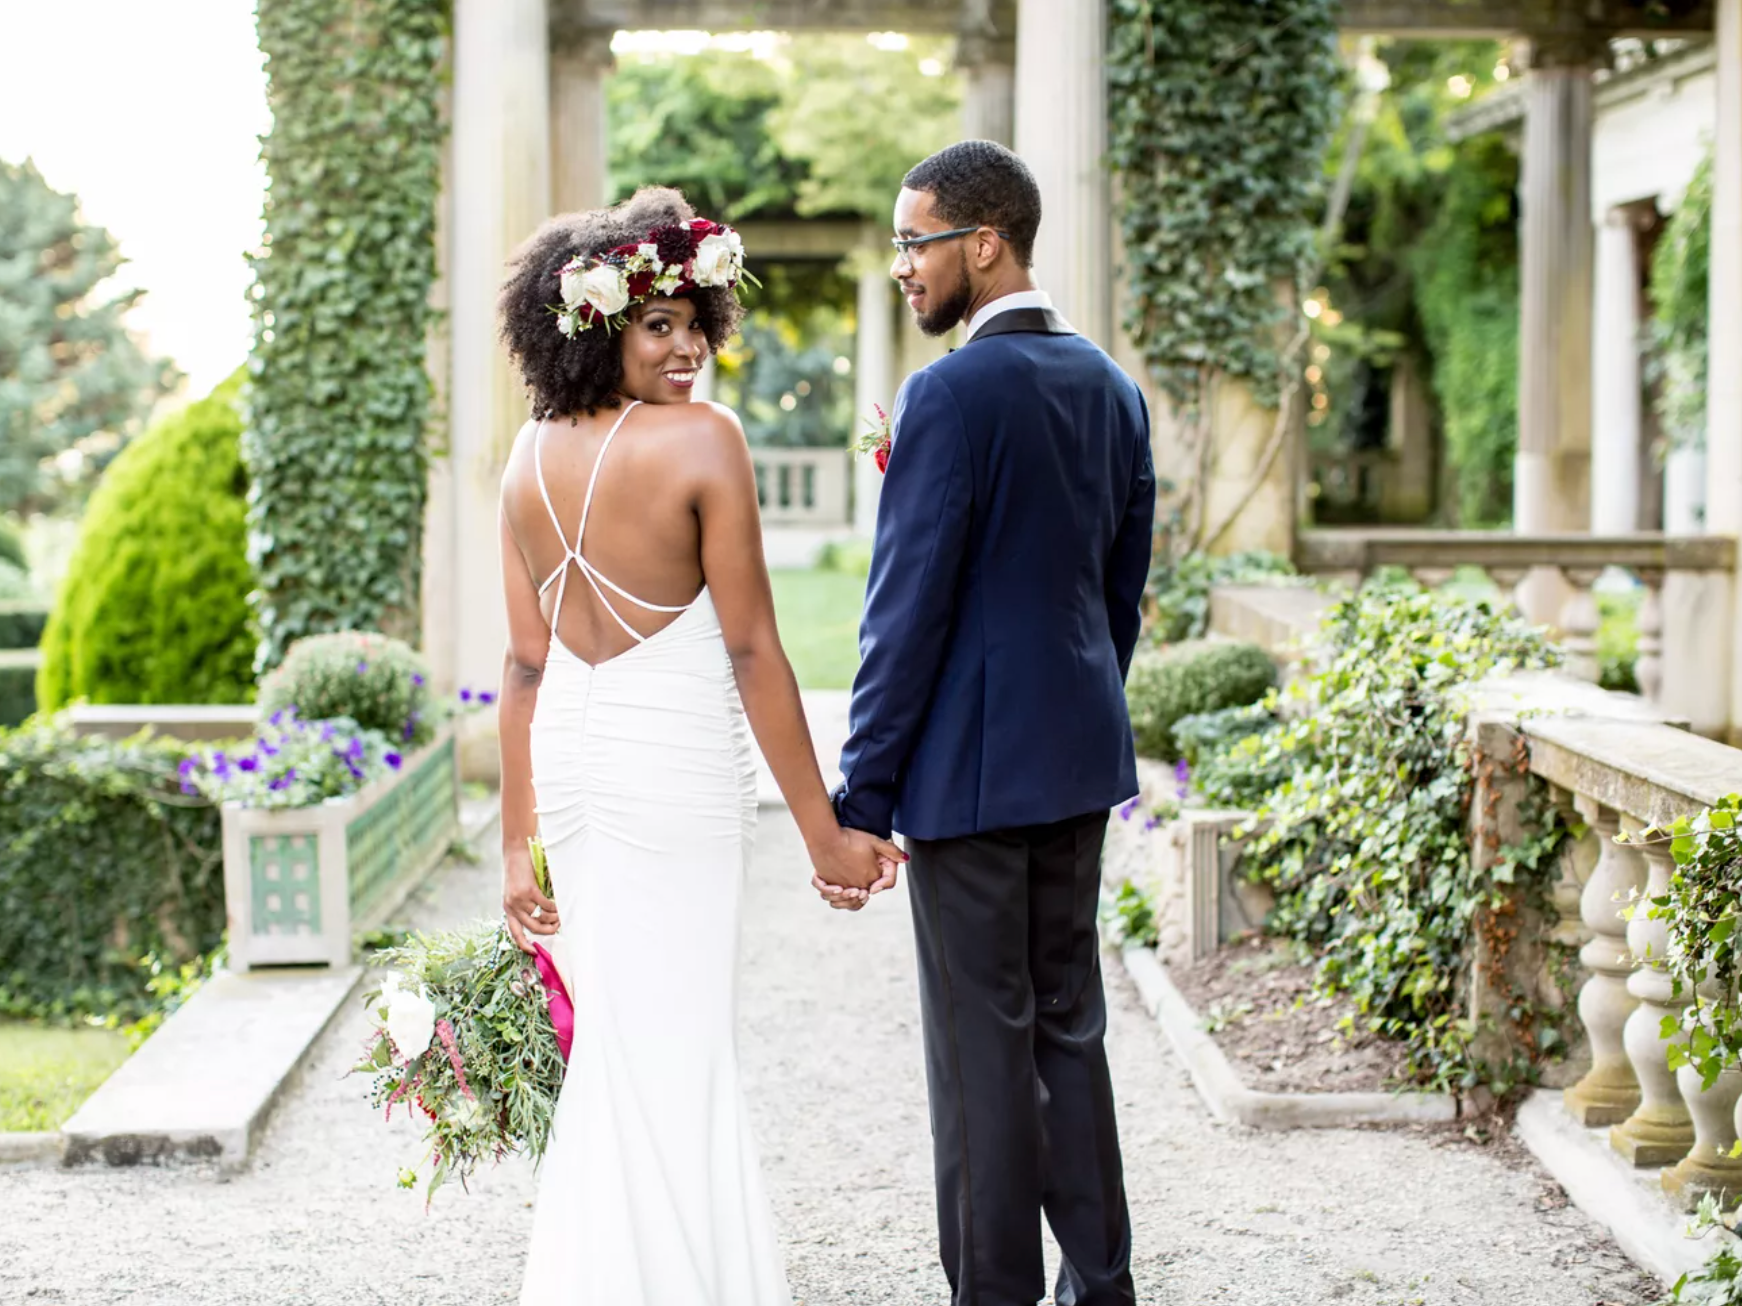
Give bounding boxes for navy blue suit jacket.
[833,308,1156,842]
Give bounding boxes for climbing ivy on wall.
[1649,147,1712,457]
[246,0,449,671]
[1106,0,1343,413]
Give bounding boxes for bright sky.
[0,0,270,398]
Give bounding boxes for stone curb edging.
[1514,1088,1709,1288]
[1119,943,1459,1129]
[2,800,502,1171]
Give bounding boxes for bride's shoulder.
[643,400,748,449]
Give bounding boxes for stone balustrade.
[1294,528,1737,736]
[750,447,851,528]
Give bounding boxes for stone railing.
[1200,580,1742,1215]
[751,447,850,528]
[1295,529,1737,735]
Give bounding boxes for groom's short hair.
[903,141,1041,269]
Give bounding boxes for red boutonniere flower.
[854,403,893,474]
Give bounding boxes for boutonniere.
[853,403,893,474]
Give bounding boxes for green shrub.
[1598,587,1641,695]
[0,561,34,602]
[0,650,37,727]
[1147,551,1300,644]
[1126,640,1277,761]
[0,519,24,572]
[0,602,49,650]
[37,379,255,712]
[815,538,874,578]
[0,717,224,1021]
[258,631,436,748]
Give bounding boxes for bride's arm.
[497,481,562,953]
[691,405,903,895]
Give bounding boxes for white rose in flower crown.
[379,973,437,1065]
[690,230,744,288]
[579,264,630,317]
[556,312,578,338]
[636,242,663,271]
[558,260,588,309]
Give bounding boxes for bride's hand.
[504,846,560,954]
[809,826,904,896]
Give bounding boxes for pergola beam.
[1341,0,1713,37]
[554,0,1016,35]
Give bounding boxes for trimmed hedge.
[0,602,48,651]
[37,378,255,712]
[258,631,437,749]
[0,650,36,728]
[1126,639,1277,761]
[0,718,223,1021]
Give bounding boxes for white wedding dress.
[519,400,791,1305]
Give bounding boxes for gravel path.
[1,808,1665,1305]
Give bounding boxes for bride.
[492,188,903,1304]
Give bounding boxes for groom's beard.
[915,252,972,338]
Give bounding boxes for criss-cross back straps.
[532,400,693,646]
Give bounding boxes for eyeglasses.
[890,226,1013,258]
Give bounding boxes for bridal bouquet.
[355,838,572,1202]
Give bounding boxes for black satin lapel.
[967,307,1076,342]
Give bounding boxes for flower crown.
[550,218,755,338]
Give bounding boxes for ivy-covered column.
[1514,37,1600,624]
[247,0,450,670]
[443,0,550,775]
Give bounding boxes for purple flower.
[478,691,496,706]
[269,710,285,727]
[238,756,259,773]
[346,736,365,761]
[259,738,279,757]
[459,688,473,704]
[1118,797,1141,822]
[180,781,199,796]
[1174,758,1190,800]
[402,720,416,742]
[385,751,403,771]
[319,722,337,742]
[178,758,197,779]
[346,760,365,781]
[356,661,369,674]
[268,768,298,792]
[412,673,425,688]
[1143,815,1160,832]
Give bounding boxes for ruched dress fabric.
[518,403,790,1306]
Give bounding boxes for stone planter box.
[221,724,460,970]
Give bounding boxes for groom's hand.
[813,854,899,911]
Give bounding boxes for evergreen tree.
[0,158,179,517]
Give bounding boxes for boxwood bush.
[37,378,255,711]
[258,630,437,749]
[0,718,224,1021]
[1126,639,1276,761]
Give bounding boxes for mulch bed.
[1166,934,1413,1095]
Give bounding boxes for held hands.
[808,825,905,913]
[503,844,561,955]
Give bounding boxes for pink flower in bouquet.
[533,943,574,1063]
[854,403,892,474]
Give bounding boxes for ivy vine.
[245,0,449,671]
[1649,146,1712,458]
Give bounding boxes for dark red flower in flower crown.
[687,219,719,238]
[626,269,656,299]
[654,226,695,268]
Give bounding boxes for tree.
[0,158,179,517]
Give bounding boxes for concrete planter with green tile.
[222,722,460,970]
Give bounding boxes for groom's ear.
[972,227,1005,272]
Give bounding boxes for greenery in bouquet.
[258,631,444,749]
[179,710,405,809]
[356,845,564,1203]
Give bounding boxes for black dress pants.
[906,810,1135,1306]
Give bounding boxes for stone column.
[1515,40,1599,623]
[1014,0,1111,347]
[444,0,550,779]
[1591,207,1646,534]
[1712,0,1742,741]
[957,5,1015,146]
[549,23,614,214]
[853,248,896,537]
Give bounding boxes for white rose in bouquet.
[580,264,630,317]
[380,974,437,1065]
[690,230,744,287]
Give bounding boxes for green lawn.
[771,567,865,690]
[0,1022,131,1131]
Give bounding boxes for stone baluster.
[1489,565,1529,615]
[1411,566,1454,591]
[1557,566,1603,683]
[1611,836,1695,1165]
[1633,568,1665,703]
[1665,1024,1742,1208]
[1563,801,1644,1126]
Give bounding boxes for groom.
[827,140,1153,1306]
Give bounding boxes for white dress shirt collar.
[964,289,1059,341]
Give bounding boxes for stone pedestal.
[549,24,613,213]
[1563,803,1644,1126]
[1014,0,1110,347]
[1611,842,1694,1166]
[1664,1062,1742,1209]
[1514,45,1598,625]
